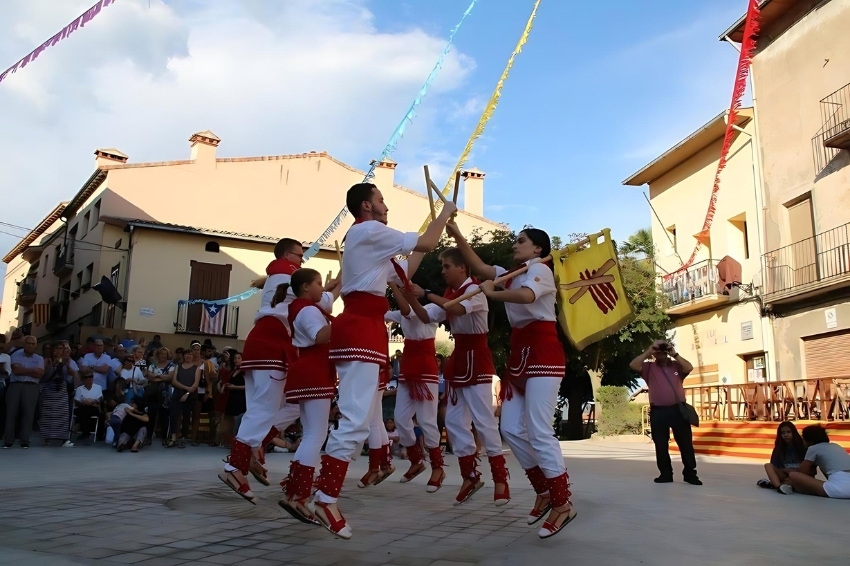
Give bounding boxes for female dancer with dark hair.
[446,221,575,539]
[279,268,339,524]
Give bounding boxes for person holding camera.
[629,340,701,485]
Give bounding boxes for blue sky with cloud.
[0,0,747,268]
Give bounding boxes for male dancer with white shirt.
[307,182,456,539]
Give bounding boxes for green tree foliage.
[594,385,645,436]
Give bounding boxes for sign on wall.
[741,321,753,340]
[825,308,837,329]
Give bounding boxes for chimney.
[94,148,128,167]
[370,158,396,192]
[189,130,220,165]
[461,168,485,217]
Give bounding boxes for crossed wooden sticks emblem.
[560,258,619,314]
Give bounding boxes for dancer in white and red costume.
[357,369,395,488]
[249,238,339,486]
[218,285,296,504]
[307,182,456,540]
[448,222,576,539]
[385,282,447,491]
[278,268,339,524]
[416,247,510,506]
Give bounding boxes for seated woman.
[759,421,805,490]
[116,399,150,453]
[784,425,850,498]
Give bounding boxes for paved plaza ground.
[0,436,846,566]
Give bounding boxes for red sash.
[266,257,300,277]
[503,321,565,398]
[329,292,390,366]
[399,338,438,401]
[286,298,336,403]
[445,333,495,388]
[443,278,479,301]
[241,316,294,375]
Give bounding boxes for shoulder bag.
[658,364,699,427]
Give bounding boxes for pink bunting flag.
[0,0,117,85]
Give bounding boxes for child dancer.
[447,222,575,539]
[279,268,339,524]
[416,248,510,507]
[385,282,447,491]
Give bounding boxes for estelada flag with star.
[553,229,634,351]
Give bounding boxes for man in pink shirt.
[629,340,701,485]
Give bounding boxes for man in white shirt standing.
[3,336,45,449]
[307,182,456,539]
[74,369,104,444]
[80,339,112,391]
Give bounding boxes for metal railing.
[812,81,850,174]
[48,300,70,327]
[175,302,239,338]
[659,259,721,307]
[683,378,849,422]
[16,276,38,304]
[762,222,850,295]
[53,243,75,277]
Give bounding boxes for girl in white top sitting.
[785,425,850,498]
[447,221,575,539]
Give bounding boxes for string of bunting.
[664,0,761,279]
[0,0,118,85]
[303,0,479,261]
[417,0,542,233]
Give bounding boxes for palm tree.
[619,228,654,262]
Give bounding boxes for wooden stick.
[443,255,553,308]
[334,240,343,269]
[452,171,460,204]
[424,166,436,221]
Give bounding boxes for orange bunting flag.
[33,303,50,327]
[553,229,634,351]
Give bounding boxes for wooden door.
[187,261,232,332]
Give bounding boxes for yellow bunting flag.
[418,0,542,233]
[553,229,634,351]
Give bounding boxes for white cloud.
[0,0,475,260]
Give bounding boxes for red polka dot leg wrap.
[524,466,549,495]
[458,454,481,482]
[488,454,510,485]
[428,446,444,470]
[228,440,252,476]
[548,471,572,510]
[368,448,383,471]
[317,454,349,499]
[407,443,424,466]
[381,444,393,471]
[293,461,316,501]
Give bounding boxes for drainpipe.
[724,35,778,382]
[121,225,135,330]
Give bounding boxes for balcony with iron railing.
[175,302,239,338]
[15,276,38,307]
[812,82,850,174]
[762,222,850,301]
[659,259,738,316]
[53,243,75,277]
[46,300,70,330]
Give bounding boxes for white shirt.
[120,366,147,386]
[0,353,11,377]
[494,263,557,328]
[384,303,445,341]
[445,278,489,334]
[340,221,418,297]
[292,305,330,348]
[80,353,113,389]
[261,272,335,312]
[111,402,131,421]
[75,383,104,402]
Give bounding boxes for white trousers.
[324,361,381,462]
[445,383,502,458]
[317,361,381,504]
[500,377,566,478]
[234,369,285,448]
[367,391,389,449]
[292,398,331,469]
[273,401,301,434]
[394,382,440,448]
